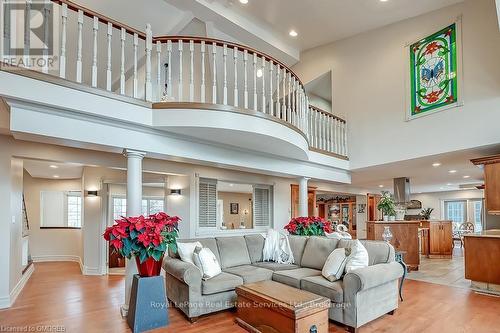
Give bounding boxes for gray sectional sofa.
[163,234,403,331]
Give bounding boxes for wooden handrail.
[51,0,147,39]
[153,35,304,87]
[309,105,345,123]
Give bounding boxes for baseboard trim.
[32,255,82,263]
[3,264,35,309]
[83,266,102,275]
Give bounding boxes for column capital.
[299,177,311,181]
[122,149,146,159]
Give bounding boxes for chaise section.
[202,272,243,295]
[223,265,273,283]
[272,268,322,288]
[252,262,299,271]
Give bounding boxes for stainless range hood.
[393,177,410,205]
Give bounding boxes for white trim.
[404,16,464,121]
[2,264,35,309]
[82,266,102,275]
[32,255,84,273]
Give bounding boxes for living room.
[0,0,500,332]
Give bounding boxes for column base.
[120,304,128,317]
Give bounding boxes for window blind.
[199,178,217,228]
[254,187,270,227]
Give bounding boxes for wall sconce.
[86,190,99,197]
[170,189,181,196]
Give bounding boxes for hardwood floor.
[1,262,499,332]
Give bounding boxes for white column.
[298,177,310,217]
[121,149,146,317]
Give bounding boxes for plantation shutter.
[199,178,217,228]
[253,186,271,227]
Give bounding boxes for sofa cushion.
[171,238,221,263]
[202,272,243,295]
[272,268,322,288]
[223,265,274,283]
[244,234,265,263]
[216,236,252,268]
[288,236,308,265]
[252,262,299,271]
[301,276,344,304]
[338,239,394,266]
[301,236,339,270]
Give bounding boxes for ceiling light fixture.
[53,175,60,178]
[380,0,389,2]
[378,185,384,188]
[256,68,263,78]
[239,0,248,4]
[447,183,453,186]
[463,175,470,179]
[448,170,457,174]
[50,165,58,169]
[289,30,298,37]
[432,163,441,167]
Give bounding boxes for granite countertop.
[464,229,500,238]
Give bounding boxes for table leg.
[398,261,407,302]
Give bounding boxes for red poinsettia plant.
[103,212,181,264]
[284,216,333,236]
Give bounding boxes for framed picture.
[405,18,463,120]
[230,203,239,214]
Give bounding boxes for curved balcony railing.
[1,0,348,159]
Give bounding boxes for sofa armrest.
[163,257,202,286]
[344,262,403,294]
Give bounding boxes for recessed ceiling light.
[440,187,445,190]
[432,163,441,167]
[463,175,470,179]
[289,30,298,37]
[229,184,234,187]
[380,0,389,2]
[447,183,453,186]
[448,170,457,173]
[239,0,248,4]
[256,68,263,78]
[53,175,60,178]
[50,165,58,169]
[378,185,384,188]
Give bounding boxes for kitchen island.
[366,220,453,271]
[464,230,500,294]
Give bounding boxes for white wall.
[23,173,83,262]
[293,0,500,169]
[308,93,332,113]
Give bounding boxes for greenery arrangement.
[420,208,434,220]
[377,191,396,217]
[284,216,333,236]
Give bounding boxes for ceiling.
[224,0,464,51]
[24,160,84,179]
[350,144,500,194]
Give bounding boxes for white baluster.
[269,62,274,117]
[133,33,139,98]
[145,24,153,102]
[327,116,331,152]
[336,120,341,154]
[261,57,266,113]
[166,40,172,98]
[120,28,126,95]
[106,23,113,91]
[201,41,206,103]
[343,121,348,156]
[233,47,238,107]
[212,42,217,104]
[178,40,183,101]
[23,0,31,68]
[243,50,248,109]
[330,117,335,153]
[59,3,68,78]
[76,10,83,83]
[291,78,296,125]
[276,65,281,119]
[332,119,338,154]
[253,53,257,111]
[42,0,50,73]
[91,16,99,87]
[189,40,194,102]
[223,44,228,105]
[282,68,287,121]
[322,114,327,150]
[287,72,291,123]
[156,41,162,101]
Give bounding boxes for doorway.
[316,192,357,238]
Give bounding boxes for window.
[67,194,82,228]
[113,197,127,220]
[199,178,217,228]
[444,200,467,227]
[253,186,271,227]
[473,200,483,232]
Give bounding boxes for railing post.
[269,62,274,117]
[243,50,248,109]
[253,53,257,111]
[120,28,126,95]
[76,10,83,83]
[201,41,206,103]
[145,24,153,102]
[343,121,348,156]
[261,57,266,113]
[106,23,113,91]
[282,68,286,121]
[287,71,291,123]
[59,3,68,78]
[166,40,172,98]
[276,65,281,119]
[157,41,162,101]
[189,40,194,102]
[223,44,228,105]
[133,33,139,98]
[212,42,217,104]
[91,16,99,87]
[233,47,238,107]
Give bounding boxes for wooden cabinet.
[471,155,500,215]
[428,221,453,258]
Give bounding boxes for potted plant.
[284,216,333,236]
[103,212,181,277]
[420,208,434,220]
[377,191,396,221]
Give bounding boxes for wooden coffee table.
[235,280,330,333]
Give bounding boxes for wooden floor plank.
[0,262,499,332]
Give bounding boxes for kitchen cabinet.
[471,155,500,215]
[428,221,453,258]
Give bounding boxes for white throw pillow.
[322,248,349,282]
[344,240,369,273]
[177,241,202,265]
[193,246,222,280]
